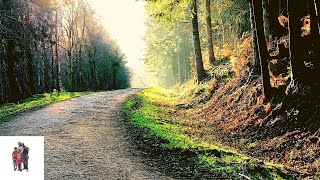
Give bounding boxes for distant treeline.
[144,0,250,87]
[0,0,130,104]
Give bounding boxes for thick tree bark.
[288,0,305,83]
[191,0,206,82]
[252,0,272,100]
[205,0,216,65]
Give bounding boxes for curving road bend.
[0,89,174,180]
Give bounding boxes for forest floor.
[120,60,320,179]
[122,88,296,179]
[0,89,179,179]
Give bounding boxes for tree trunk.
[172,53,178,85]
[89,48,97,91]
[191,0,206,82]
[287,0,305,83]
[112,67,117,90]
[264,0,276,40]
[205,0,216,65]
[25,7,36,96]
[3,0,19,103]
[43,42,50,93]
[178,51,185,84]
[184,40,192,79]
[309,0,320,61]
[249,0,261,74]
[51,46,55,92]
[67,51,73,91]
[252,0,272,100]
[26,46,36,95]
[6,40,19,103]
[55,10,61,92]
[78,45,83,91]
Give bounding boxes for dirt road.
[0,89,174,179]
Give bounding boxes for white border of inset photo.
[0,136,44,180]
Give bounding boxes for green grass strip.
[0,91,92,121]
[122,87,293,179]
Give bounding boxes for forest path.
[0,89,174,180]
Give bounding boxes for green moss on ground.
[122,87,294,179]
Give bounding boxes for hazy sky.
[87,0,148,87]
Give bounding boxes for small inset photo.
[0,136,44,180]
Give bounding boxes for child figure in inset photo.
[17,149,23,172]
[12,147,18,171]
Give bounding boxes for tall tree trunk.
[205,0,216,65]
[249,0,261,74]
[178,51,184,84]
[287,0,305,83]
[43,42,50,92]
[67,51,73,91]
[26,46,36,95]
[3,0,19,103]
[262,0,275,40]
[252,0,272,100]
[262,0,272,41]
[172,53,178,85]
[6,40,19,103]
[25,7,36,96]
[55,10,61,92]
[184,40,192,79]
[191,0,206,82]
[112,67,117,90]
[78,45,83,91]
[51,46,55,92]
[0,46,5,103]
[89,48,97,91]
[309,0,320,61]
[92,54,97,91]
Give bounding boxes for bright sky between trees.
[87,0,148,87]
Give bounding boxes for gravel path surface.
[0,89,174,180]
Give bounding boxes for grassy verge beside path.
[122,87,294,179]
[0,91,92,121]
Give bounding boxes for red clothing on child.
[12,151,17,159]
